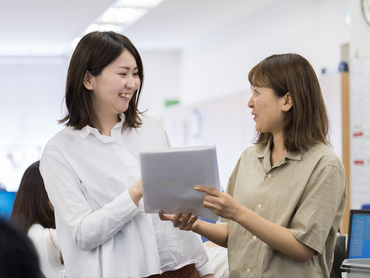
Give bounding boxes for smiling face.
[247,86,289,136]
[84,49,140,120]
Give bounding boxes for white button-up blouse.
[40,114,211,278]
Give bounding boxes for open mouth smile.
[119,93,131,99]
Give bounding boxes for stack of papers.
[139,146,221,221]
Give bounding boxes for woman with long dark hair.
[40,31,211,278]
[10,161,64,278]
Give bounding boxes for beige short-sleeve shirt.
[220,140,346,278]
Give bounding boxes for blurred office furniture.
[319,72,350,234]
[330,235,347,278]
[339,61,349,72]
[340,209,370,277]
[341,259,370,277]
[362,204,370,210]
[0,191,16,220]
[346,210,370,260]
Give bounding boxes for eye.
[133,72,139,76]
[254,89,259,95]
[119,73,127,76]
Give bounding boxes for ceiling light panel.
[116,0,163,8]
[68,0,163,55]
[100,8,146,25]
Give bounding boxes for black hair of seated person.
[0,218,44,278]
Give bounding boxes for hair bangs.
[248,61,271,89]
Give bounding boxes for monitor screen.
[347,210,370,259]
[0,191,16,221]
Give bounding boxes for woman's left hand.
[195,186,242,221]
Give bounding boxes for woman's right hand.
[128,179,142,207]
[159,211,199,232]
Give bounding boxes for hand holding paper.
[159,211,200,231]
[140,146,221,221]
[195,185,242,221]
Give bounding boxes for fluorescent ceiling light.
[116,0,163,8]
[100,8,146,25]
[69,0,163,53]
[84,23,124,34]
[102,8,118,23]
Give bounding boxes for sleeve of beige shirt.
[289,159,347,255]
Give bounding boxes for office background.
[0,0,369,232]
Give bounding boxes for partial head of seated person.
[0,219,44,278]
[160,53,346,278]
[9,161,64,278]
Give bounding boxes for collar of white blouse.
[74,113,125,143]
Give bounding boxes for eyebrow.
[118,66,138,70]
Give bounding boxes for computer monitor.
[346,209,370,259]
[0,191,16,220]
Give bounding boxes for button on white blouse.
[40,114,211,278]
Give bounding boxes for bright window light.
[345,6,351,28]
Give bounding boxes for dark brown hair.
[60,31,145,132]
[248,53,330,152]
[10,161,55,233]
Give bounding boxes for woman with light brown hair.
[161,53,347,278]
[10,161,64,278]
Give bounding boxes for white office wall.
[159,91,255,190]
[0,61,67,190]
[138,50,181,115]
[0,61,67,145]
[349,0,370,59]
[180,0,350,105]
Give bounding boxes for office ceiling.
[0,0,281,55]
[0,0,117,56]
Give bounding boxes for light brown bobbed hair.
[10,161,55,233]
[60,31,145,132]
[248,53,330,152]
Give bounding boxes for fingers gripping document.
[139,146,221,221]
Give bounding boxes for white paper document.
[139,145,221,221]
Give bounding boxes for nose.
[247,94,254,108]
[126,75,134,89]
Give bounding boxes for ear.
[281,92,293,112]
[83,70,94,90]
